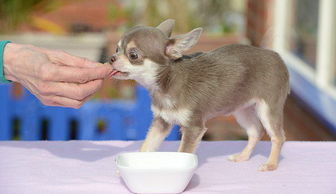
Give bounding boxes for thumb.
[50,50,102,68]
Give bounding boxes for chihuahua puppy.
[109,19,289,171]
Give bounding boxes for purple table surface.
[0,141,335,194]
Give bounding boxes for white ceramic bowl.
[116,152,198,194]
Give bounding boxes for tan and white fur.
[109,19,290,171]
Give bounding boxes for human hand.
[3,43,113,108]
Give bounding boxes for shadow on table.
[2,139,284,165]
[1,141,142,162]
[184,173,201,191]
[196,141,285,166]
[2,140,284,192]
[120,178,133,193]
[2,140,284,166]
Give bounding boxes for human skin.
[3,43,113,108]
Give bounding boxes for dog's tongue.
[111,70,120,76]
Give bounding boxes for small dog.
[109,19,289,171]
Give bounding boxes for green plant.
[106,1,136,29]
[0,0,60,32]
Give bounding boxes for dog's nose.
[109,55,117,64]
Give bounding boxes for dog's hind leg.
[228,106,265,162]
[256,100,286,171]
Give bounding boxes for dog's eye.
[129,52,138,60]
[116,47,119,53]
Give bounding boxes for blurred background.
[0,0,335,141]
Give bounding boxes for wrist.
[3,43,22,65]
[3,43,22,82]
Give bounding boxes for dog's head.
[109,19,202,88]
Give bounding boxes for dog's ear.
[166,28,202,59]
[157,19,175,37]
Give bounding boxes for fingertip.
[78,56,107,68]
[99,64,114,75]
[90,62,113,71]
[82,59,100,67]
[80,64,113,81]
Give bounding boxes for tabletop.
[0,141,335,194]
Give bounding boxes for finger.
[38,79,103,101]
[54,94,93,108]
[19,78,93,108]
[40,95,85,109]
[28,45,103,68]
[48,50,104,68]
[42,63,113,83]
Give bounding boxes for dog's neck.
[142,53,204,109]
[156,65,175,93]
[155,53,204,92]
[150,57,191,94]
[146,62,184,109]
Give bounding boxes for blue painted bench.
[0,84,180,140]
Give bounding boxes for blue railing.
[288,66,336,135]
[0,84,180,140]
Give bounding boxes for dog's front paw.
[227,153,250,162]
[258,163,278,171]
